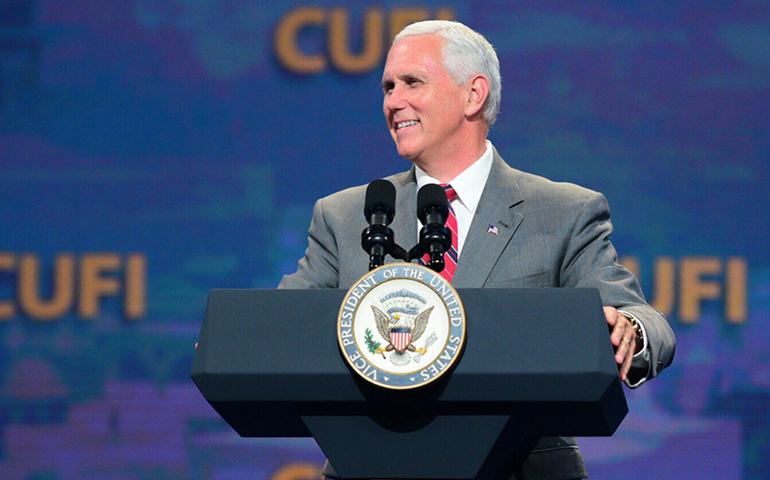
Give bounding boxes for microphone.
[417,184,452,272]
[362,179,396,270]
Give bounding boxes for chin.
[395,142,421,160]
[396,148,419,161]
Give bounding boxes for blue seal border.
[337,262,466,390]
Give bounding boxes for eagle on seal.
[371,305,434,354]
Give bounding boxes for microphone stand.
[362,234,448,272]
[361,182,452,272]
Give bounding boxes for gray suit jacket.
[279,150,676,479]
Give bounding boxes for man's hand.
[604,306,637,382]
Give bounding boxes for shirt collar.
[415,140,494,214]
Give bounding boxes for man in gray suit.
[280,20,676,480]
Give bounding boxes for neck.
[413,127,488,182]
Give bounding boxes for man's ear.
[465,74,491,119]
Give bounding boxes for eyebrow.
[381,72,423,90]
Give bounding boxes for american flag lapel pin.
[487,224,499,235]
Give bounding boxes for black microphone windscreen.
[417,184,449,222]
[364,179,396,221]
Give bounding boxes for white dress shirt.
[414,140,495,256]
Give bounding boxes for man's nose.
[384,86,406,111]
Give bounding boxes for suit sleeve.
[278,197,341,289]
[559,191,676,387]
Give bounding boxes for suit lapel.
[452,151,524,287]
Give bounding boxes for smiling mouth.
[395,120,419,130]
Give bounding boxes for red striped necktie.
[422,183,459,282]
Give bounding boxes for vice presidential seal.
[337,263,466,390]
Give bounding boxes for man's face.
[381,34,469,164]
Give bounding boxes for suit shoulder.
[511,168,602,204]
[320,183,366,206]
[319,170,411,206]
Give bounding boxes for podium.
[191,288,627,479]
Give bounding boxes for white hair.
[393,20,502,126]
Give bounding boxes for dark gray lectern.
[191,288,627,479]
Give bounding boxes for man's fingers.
[615,331,632,363]
[604,306,637,381]
[603,306,618,327]
[610,317,628,347]
[619,335,635,381]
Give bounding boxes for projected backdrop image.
[0,1,767,479]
